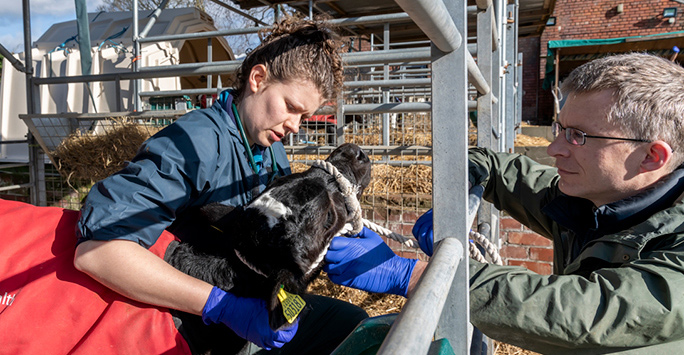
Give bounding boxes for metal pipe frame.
[138,0,169,38]
[139,88,225,97]
[132,0,141,111]
[394,0,462,52]
[0,163,30,169]
[344,78,430,89]
[137,12,412,44]
[32,48,431,86]
[429,1,471,351]
[208,0,268,26]
[0,43,27,73]
[377,238,464,354]
[284,145,432,156]
[22,0,46,206]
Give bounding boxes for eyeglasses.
[551,121,651,146]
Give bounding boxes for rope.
[310,159,502,265]
[311,160,364,234]
[469,230,503,265]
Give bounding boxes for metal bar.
[377,238,464,354]
[138,26,265,43]
[23,0,46,206]
[343,47,431,66]
[0,163,30,169]
[431,0,470,352]
[206,37,213,106]
[132,0,141,112]
[491,4,499,52]
[394,0,462,53]
[382,23,390,149]
[468,51,490,95]
[208,0,268,26]
[284,145,432,156]
[327,102,431,114]
[33,49,431,85]
[291,159,432,167]
[0,42,27,73]
[139,88,225,97]
[0,140,29,144]
[138,0,169,38]
[138,13,414,44]
[504,3,517,151]
[344,78,430,89]
[20,110,186,121]
[0,183,33,192]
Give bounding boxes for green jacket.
[467,147,684,354]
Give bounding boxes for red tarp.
[0,199,191,355]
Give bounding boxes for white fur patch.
[247,191,292,228]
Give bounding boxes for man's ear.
[640,140,673,173]
[248,64,268,93]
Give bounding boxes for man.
[324,53,684,354]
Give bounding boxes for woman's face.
[238,65,324,147]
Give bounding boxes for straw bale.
[51,119,161,183]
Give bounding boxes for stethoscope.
[229,95,281,183]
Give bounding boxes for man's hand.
[324,227,417,297]
[412,209,434,256]
[202,287,298,350]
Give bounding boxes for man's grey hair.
[561,53,684,169]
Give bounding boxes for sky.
[1,0,104,54]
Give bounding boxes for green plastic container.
[331,314,455,355]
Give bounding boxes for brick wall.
[499,215,553,275]
[368,208,555,273]
[525,0,684,123]
[541,0,684,46]
[520,37,542,123]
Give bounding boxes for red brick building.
[521,0,684,124]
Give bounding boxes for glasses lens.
[552,122,560,137]
[566,128,585,145]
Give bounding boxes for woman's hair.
[232,17,343,103]
[561,53,684,168]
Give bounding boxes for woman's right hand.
[202,287,299,350]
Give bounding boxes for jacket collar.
[543,166,684,240]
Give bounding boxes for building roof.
[227,0,556,44]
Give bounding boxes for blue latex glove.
[412,209,434,256]
[202,287,299,350]
[324,227,417,297]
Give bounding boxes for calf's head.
[201,143,371,329]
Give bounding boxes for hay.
[308,273,406,318]
[515,134,551,146]
[51,119,161,183]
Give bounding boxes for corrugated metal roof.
[225,0,555,43]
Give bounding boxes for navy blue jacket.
[76,91,290,247]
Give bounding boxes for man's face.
[240,78,323,147]
[546,90,646,206]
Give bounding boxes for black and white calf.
[165,143,372,354]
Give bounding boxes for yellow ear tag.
[277,285,306,324]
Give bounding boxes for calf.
[165,143,371,354]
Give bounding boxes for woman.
[74,18,366,353]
